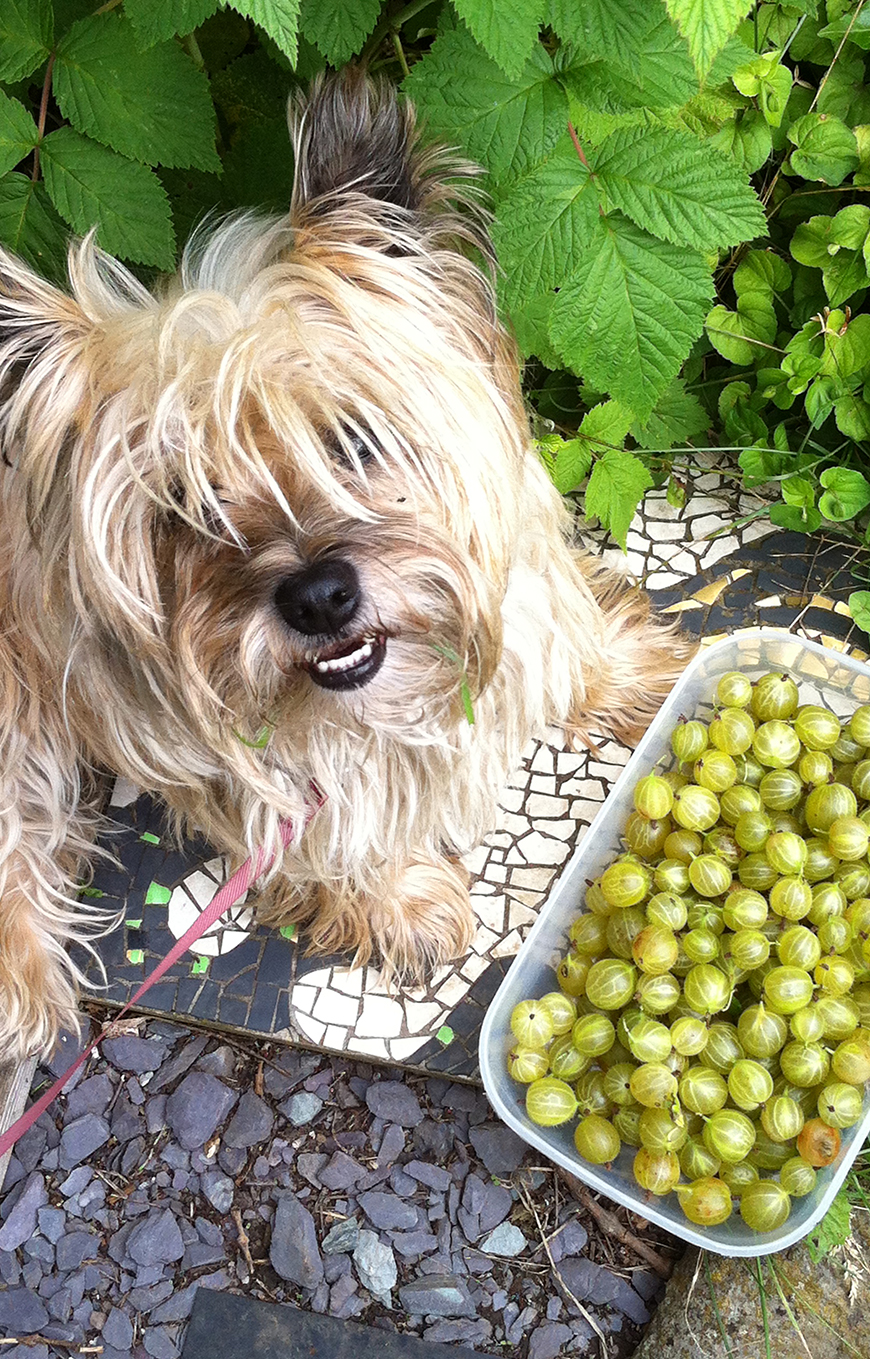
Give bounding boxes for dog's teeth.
[313,639,375,673]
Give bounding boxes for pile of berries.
[508,669,870,1233]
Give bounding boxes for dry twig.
[516,1179,609,1357]
[232,1206,256,1277]
[555,1167,675,1280]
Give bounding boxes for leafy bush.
[2,0,869,571]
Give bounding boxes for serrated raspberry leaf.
[0,172,67,283]
[124,0,221,48]
[403,29,566,188]
[55,13,220,173]
[452,0,543,81]
[0,0,52,84]
[493,136,598,310]
[230,0,301,64]
[300,0,381,66]
[584,449,653,549]
[40,127,176,270]
[549,215,713,421]
[0,91,39,178]
[664,0,753,79]
[591,125,765,251]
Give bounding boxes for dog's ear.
[0,246,95,505]
[288,68,488,259]
[290,68,424,215]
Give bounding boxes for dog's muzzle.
[274,558,386,690]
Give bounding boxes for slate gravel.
[0,1016,671,1358]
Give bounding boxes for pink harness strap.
[0,804,320,1161]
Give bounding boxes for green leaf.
[580,399,634,453]
[510,292,563,367]
[562,18,698,115]
[211,49,291,129]
[452,0,542,79]
[0,0,52,83]
[835,392,870,441]
[40,127,176,269]
[705,296,776,364]
[591,125,765,250]
[739,444,785,487]
[630,378,709,449]
[806,1187,851,1263]
[55,14,220,172]
[819,10,870,51]
[818,466,870,521]
[403,29,566,187]
[770,502,823,532]
[584,448,653,548]
[230,0,300,64]
[732,54,792,127]
[124,0,220,46]
[299,0,381,66]
[0,172,67,282]
[493,136,597,308]
[549,437,594,495]
[849,590,870,634]
[780,475,817,509]
[550,215,713,419]
[0,90,38,177]
[733,249,791,296]
[709,107,773,173]
[664,0,753,78]
[787,112,859,185]
[546,0,658,68]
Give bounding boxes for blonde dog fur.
[0,71,691,1061]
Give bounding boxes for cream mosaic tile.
[313,990,359,1027]
[357,994,404,1038]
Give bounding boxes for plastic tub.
[480,629,870,1255]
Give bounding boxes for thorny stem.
[31,51,56,183]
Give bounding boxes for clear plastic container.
[480,630,870,1256]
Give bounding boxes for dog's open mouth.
[301,632,387,690]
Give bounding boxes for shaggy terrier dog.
[0,71,690,1061]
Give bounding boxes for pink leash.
[0,803,320,1161]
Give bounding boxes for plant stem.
[753,1257,772,1359]
[184,32,205,69]
[391,30,410,79]
[703,1253,734,1359]
[31,51,56,183]
[361,0,437,65]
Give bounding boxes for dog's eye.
[331,427,377,469]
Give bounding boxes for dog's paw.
[370,857,474,983]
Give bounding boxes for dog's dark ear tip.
[290,67,425,217]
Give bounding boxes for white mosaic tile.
[294,1013,326,1045]
[405,1001,445,1033]
[312,990,359,1027]
[357,994,405,1038]
[292,985,317,1015]
[330,967,364,997]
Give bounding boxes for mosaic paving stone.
[75,456,870,1073]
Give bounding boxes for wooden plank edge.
[0,1056,39,1192]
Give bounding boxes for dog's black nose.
[275,559,361,636]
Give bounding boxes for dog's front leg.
[294,854,474,981]
[0,692,102,1062]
